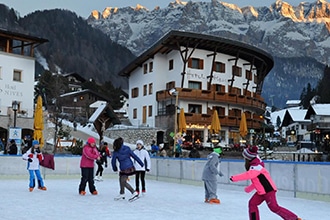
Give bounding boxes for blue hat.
[32,140,39,146]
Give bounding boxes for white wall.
[0,52,35,117]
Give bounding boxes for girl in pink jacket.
[78,137,100,195]
[230,146,301,220]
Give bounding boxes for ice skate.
[92,190,98,195]
[128,191,139,202]
[29,187,34,192]
[209,198,220,204]
[38,186,47,191]
[79,191,86,196]
[114,194,125,201]
[94,175,100,181]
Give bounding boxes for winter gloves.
[28,158,33,162]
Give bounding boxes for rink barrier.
[1,155,329,202]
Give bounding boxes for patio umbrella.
[239,112,248,138]
[33,95,44,148]
[178,108,187,133]
[210,110,221,134]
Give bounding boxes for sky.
[0,0,318,18]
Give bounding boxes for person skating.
[202,145,223,204]
[22,140,47,192]
[111,137,144,201]
[230,145,301,220]
[78,137,100,195]
[133,140,151,195]
[95,142,111,181]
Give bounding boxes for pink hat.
[242,145,258,160]
[87,137,96,144]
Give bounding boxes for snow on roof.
[270,109,286,127]
[286,100,301,105]
[88,103,107,123]
[311,104,330,116]
[287,109,308,122]
[89,100,107,108]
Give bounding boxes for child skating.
[22,140,47,192]
[202,145,223,204]
[230,145,301,220]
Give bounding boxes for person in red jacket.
[78,137,100,195]
[230,146,301,220]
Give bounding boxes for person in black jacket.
[95,142,111,181]
[8,139,18,155]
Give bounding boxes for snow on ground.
[1,176,329,220]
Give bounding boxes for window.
[143,64,148,74]
[13,69,22,81]
[149,83,153,95]
[133,108,137,119]
[188,58,204,69]
[216,107,225,116]
[149,62,153,72]
[213,62,225,73]
[215,84,225,93]
[148,105,152,117]
[166,81,175,90]
[131,87,139,98]
[188,104,202,114]
[169,59,174,70]
[143,84,147,96]
[232,66,242,77]
[245,70,252,80]
[188,81,201,90]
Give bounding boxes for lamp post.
[12,101,18,127]
[168,88,179,155]
[73,97,77,131]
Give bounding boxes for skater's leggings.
[119,175,134,194]
[135,171,146,191]
[95,163,104,176]
[249,191,298,220]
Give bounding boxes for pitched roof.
[305,104,330,119]
[118,30,274,92]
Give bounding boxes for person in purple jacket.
[111,137,144,201]
[78,137,100,196]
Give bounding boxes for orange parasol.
[239,112,248,138]
[178,108,187,133]
[33,95,44,148]
[210,110,221,134]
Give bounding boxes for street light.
[168,88,179,155]
[73,97,77,131]
[12,101,18,127]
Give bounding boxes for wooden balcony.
[181,112,264,130]
[156,88,265,112]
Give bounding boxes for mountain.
[87,0,330,108]
[0,5,136,89]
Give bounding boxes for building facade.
[119,31,274,146]
[0,29,48,147]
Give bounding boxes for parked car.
[296,141,317,151]
[287,141,296,147]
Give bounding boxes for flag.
[40,154,55,170]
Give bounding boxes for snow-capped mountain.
[87,0,330,108]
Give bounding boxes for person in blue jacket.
[111,137,144,201]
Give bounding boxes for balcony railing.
[181,112,263,129]
[156,88,266,111]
